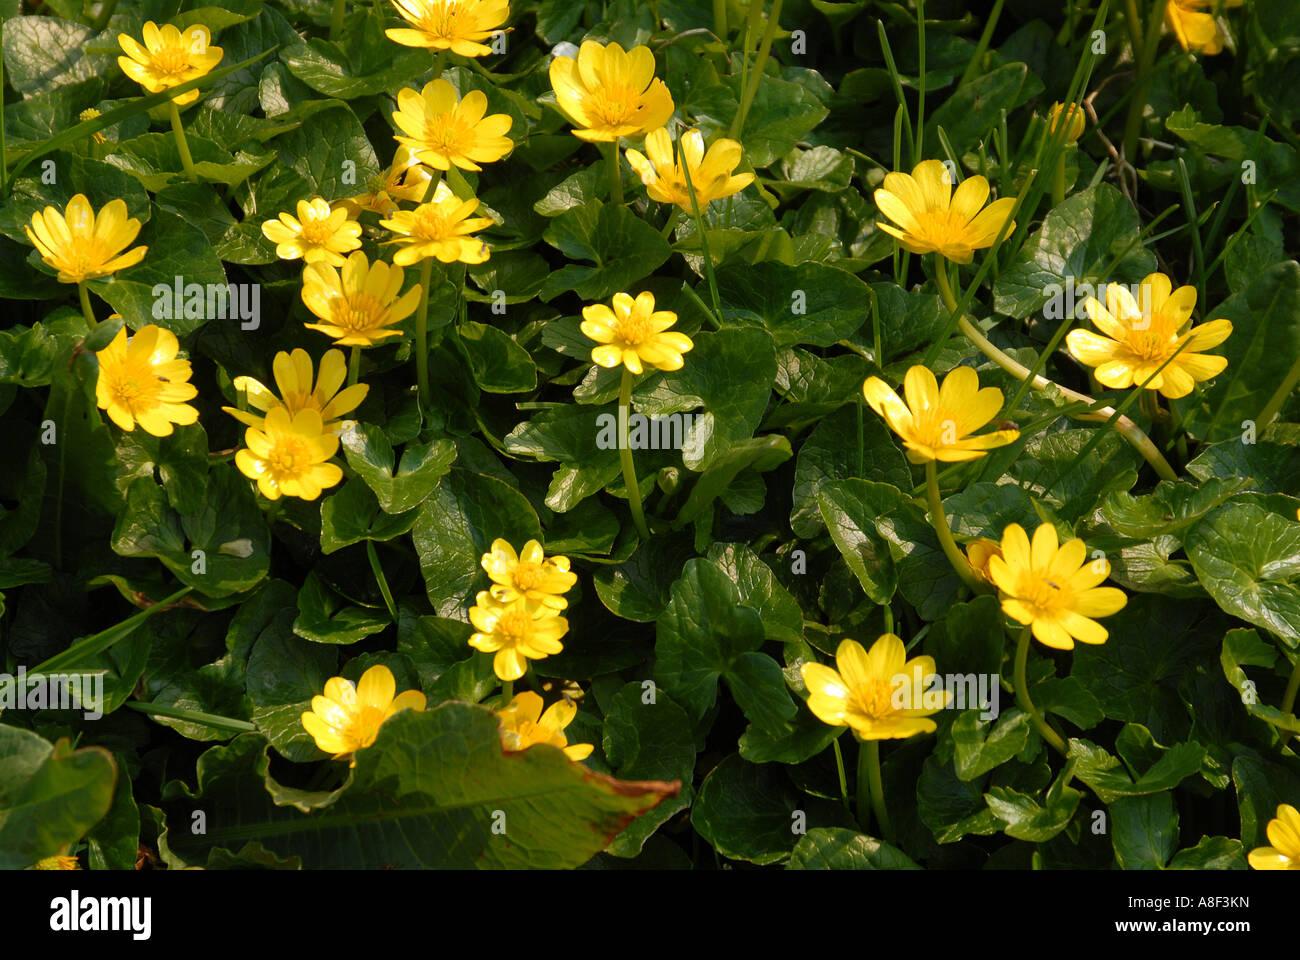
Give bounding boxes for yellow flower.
[79,108,108,144]
[481,539,577,611]
[549,40,675,142]
[874,159,1017,264]
[261,198,362,267]
[30,854,80,870]
[234,406,344,501]
[386,0,510,56]
[380,181,493,266]
[300,664,426,765]
[468,592,568,681]
[333,145,434,217]
[95,323,199,437]
[862,365,1020,463]
[624,127,753,212]
[392,78,514,172]
[495,691,593,761]
[1048,101,1085,144]
[987,522,1127,651]
[580,291,693,375]
[301,252,423,348]
[117,21,223,106]
[1067,272,1233,399]
[965,538,1003,584]
[1248,803,1300,870]
[24,193,147,284]
[800,635,951,740]
[1166,0,1242,56]
[222,348,368,433]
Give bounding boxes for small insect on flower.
[117,21,224,105]
[581,291,693,375]
[24,194,147,285]
[1247,803,1300,870]
[95,323,200,437]
[262,198,363,267]
[301,665,426,765]
[386,0,510,57]
[873,159,1016,264]
[987,523,1128,651]
[549,41,675,142]
[391,78,514,172]
[862,364,1020,463]
[222,348,368,433]
[625,128,754,212]
[481,539,577,611]
[495,691,593,761]
[1067,272,1233,399]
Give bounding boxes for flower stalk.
[619,368,652,540]
[77,283,97,329]
[1013,626,1068,755]
[933,260,1178,482]
[859,740,895,842]
[167,100,199,182]
[925,461,985,593]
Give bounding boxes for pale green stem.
[712,0,727,38]
[932,261,1178,482]
[168,100,198,183]
[502,679,514,704]
[1283,659,1300,717]
[831,737,851,814]
[861,740,895,843]
[619,368,652,540]
[414,260,433,410]
[1052,152,1067,207]
[77,283,96,329]
[365,540,398,622]
[1256,351,1300,430]
[1122,0,1168,163]
[925,461,984,593]
[1014,626,1068,755]
[330,0,347,40]
[602,140,623,206]
[347,345,361,387]
[731,0,784,139]
[125,701,256,733]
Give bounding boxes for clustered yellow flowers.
[873,159,1017,264]
[300,665,426,764]
[222,348,367,433]
[117,22,223,105]
[801,635,950,741]
[581,291,694,375]
[469,540,576,681]
[1248,803,1300,870]
[1067,273,1233,399]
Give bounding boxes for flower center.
[514,561,545,591]
[350,705,389,749]
[419,1,469,38]
[497,608,533,642]
[152,45,193,78]
[1119,311,1179,360]
[267,434,312,474]
[418,114,472,157]
[616,312,654,345]
[106,358,161,411]
[855,679,898,721]
[911,405,961,449]
[916,209,975,243]
[300,216,338,246]
[1021,572,1071,615]
[587,86,643,128]
[61,236,113,277]
[336,293,384,332]
[413,206,453,241]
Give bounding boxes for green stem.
[0,18,6,198]
[1014,626,1068,755]
[1122,0,1168,163]
[167,100,198,183]
[125,700,256,733]
[957,0,1005,88]
[731,0,784,139]
[365,540,398,622]
[502,679,514,704]
[863,740,895,842]
[856,738,872,830]
[414,259,433,411]
[34,587,194,674]
[831,736,851,814]
[91,0,120,31]
[914,0,926,161]
[926,461,984,593]
[1256,350,1300,430]
[347,345,362,387]
[1052,153,1066,207]
[619,368,652,540]
[77,283,96,329]
[932,261,1178,482]
[712,0,727,39]
[329,0,347,40]
[54,376,73,570]
[602,140,623,206]
[680,144,723,323]
[431,49,448,79]
[1122,0,1144,56]
[659,207,683,239]
[1283,657,1300,717]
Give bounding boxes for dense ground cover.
[1,0,1299,871]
